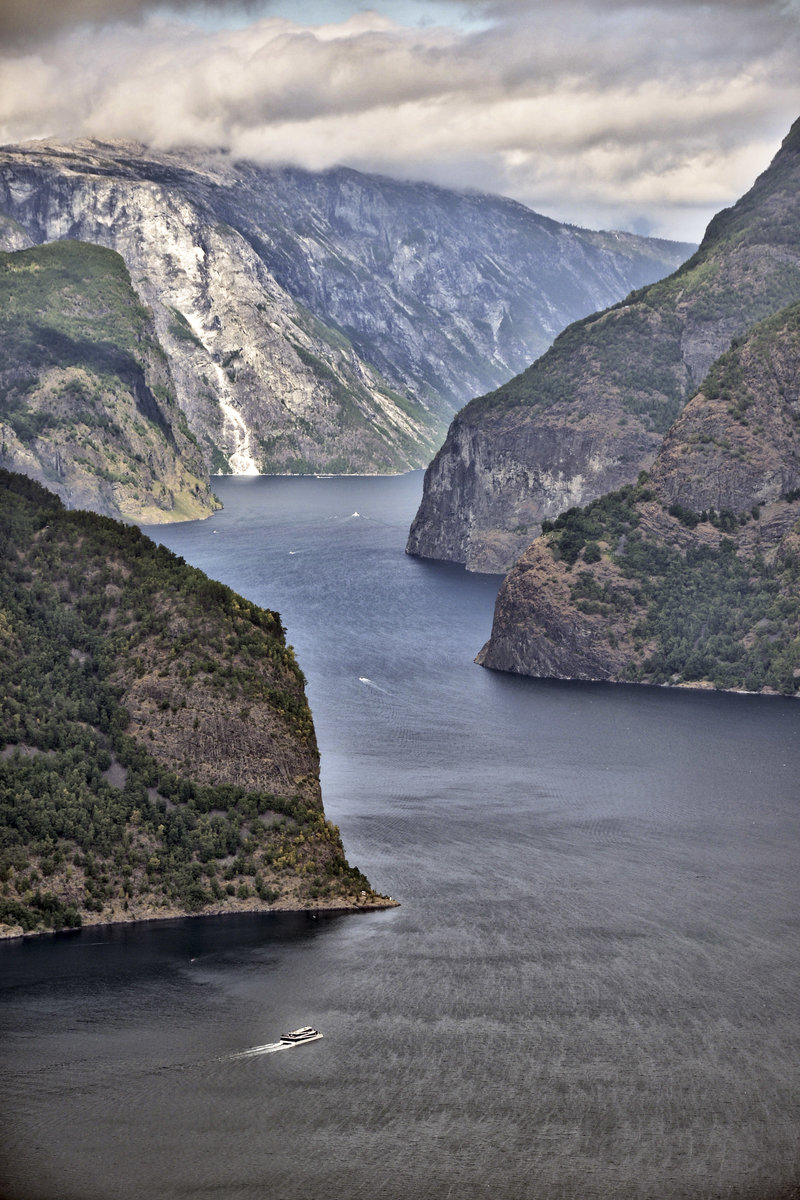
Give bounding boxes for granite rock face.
[408,388,659,574]
[0,143,434,477]
[409,117,800,572]
[0,139,693,478]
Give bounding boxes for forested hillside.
[0,472,387,936]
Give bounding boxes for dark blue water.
[2,472,799,1200]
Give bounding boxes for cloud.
[0,0,266,44]
[0,1,798,240]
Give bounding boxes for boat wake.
[358,676,390,695]
[226,1041,292,1060]
[227,1027,322,1060]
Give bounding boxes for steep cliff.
[477,300,800,694]
[214,161,693,411]
[408,117,800,572]
[0,139,692,479]
[0,471,389,937]
[0,240,217,523]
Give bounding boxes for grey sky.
[1,0,798,240]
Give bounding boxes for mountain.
[0,470,390,936]
[0,138,692,483]
[0,239,218,523]
[407,117,800,573]
[476,299,800,694]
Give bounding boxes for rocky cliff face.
[477,299,800,695]
[0,139,692,480]
[651,307,800,512]
[0,142,436,477]
[409,117,800,572]
[408,385,659,573]
[215,161,694,412]
[0,240,217,523]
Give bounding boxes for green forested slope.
[0,471,386,936]
[0,240,217,523]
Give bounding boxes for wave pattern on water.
[1,474,799,1200]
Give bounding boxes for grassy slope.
[0,471,388,936]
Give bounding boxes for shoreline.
[475,657,799,702]
[0,893,400,943]
[210,470,419,480]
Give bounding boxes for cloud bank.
[1,0,799,239]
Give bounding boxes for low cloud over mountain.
[1,0,798,240]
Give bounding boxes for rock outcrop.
[477,299,800,695]
[651,311,800,513]
[408,117,800,572]
[0,139,693,479]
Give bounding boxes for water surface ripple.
[1,473,798,1200]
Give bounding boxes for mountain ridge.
[0,138,693,492]
[407,117,800,573]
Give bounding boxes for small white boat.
[280,1026,323,1045]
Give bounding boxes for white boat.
[280,1026,323,1045]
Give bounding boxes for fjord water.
[2,473,799,1200]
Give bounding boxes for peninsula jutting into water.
[0,470,392,938]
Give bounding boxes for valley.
[0,139,692,498]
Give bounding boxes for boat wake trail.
[227,1042,292,1060]
[359,676,390,695]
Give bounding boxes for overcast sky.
[0,0,798,241]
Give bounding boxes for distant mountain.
[408,116,800,573]
[0,139,692,484]
[0,470,390,936]
[476,299,800,695]
[0,240,217,523]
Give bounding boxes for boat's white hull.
[280,1027,323,1045]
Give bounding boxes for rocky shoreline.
[0,891,400,941]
